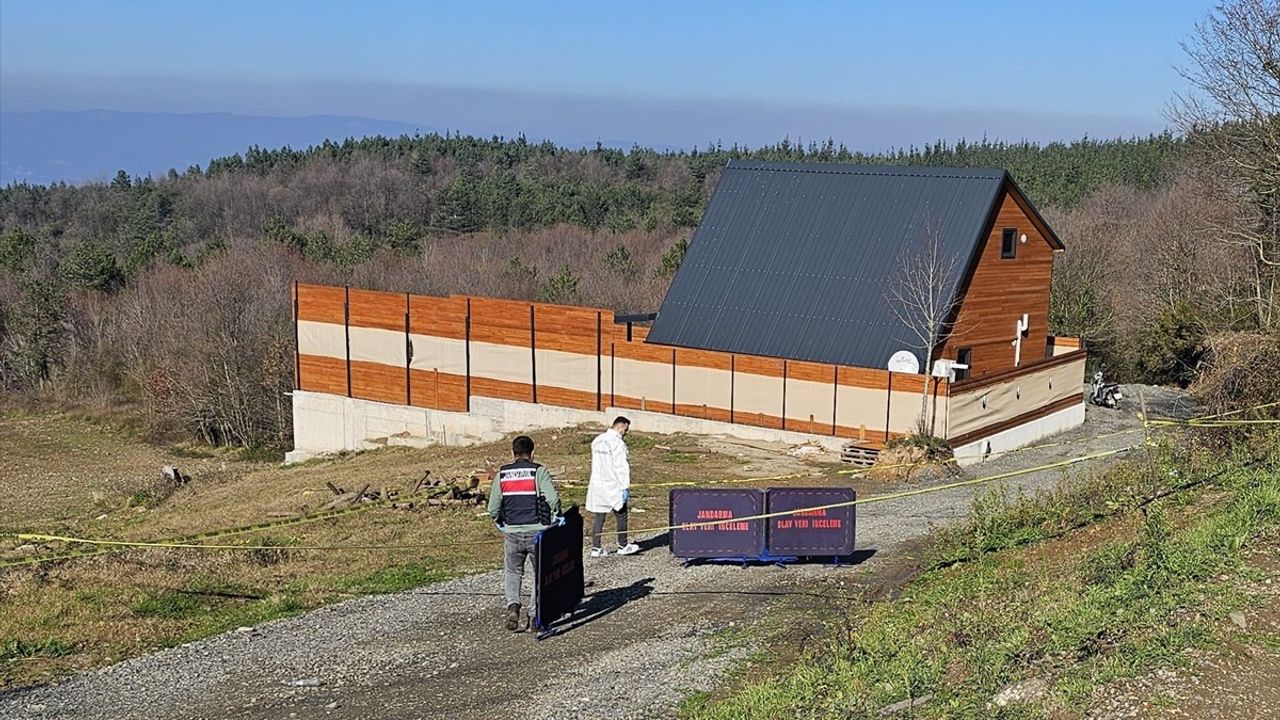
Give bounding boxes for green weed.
[336,561,454,594]
[1,637,74,661]
[685,440,1280,719]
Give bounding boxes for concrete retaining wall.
[285,390,850,463]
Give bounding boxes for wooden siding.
[296,284,347,325]
[940,189,1057,378]
[347,288,406,332]
[350,359,407,404]
[293,284,1077,445]
[409,369,468,411]
[298,354,347,396]
[409,295,467,340]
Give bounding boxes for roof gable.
[647,160,1037,369]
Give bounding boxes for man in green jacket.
[487,435,561,631]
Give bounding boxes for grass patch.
[237,445,284,463]
[133,591,207,620]
[166,444,218,459]
[336,561,455,594]
[133,577,308,646]
[624,433,666,451]
[686,437,1280,719]
[1,637,74,661]
[665,451,701,464]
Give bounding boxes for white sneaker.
[589,546,609,558]
[616,543,640,556]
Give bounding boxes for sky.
[1,0,1214,153]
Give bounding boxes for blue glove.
[621,489,630,506]
[553,515,566,527]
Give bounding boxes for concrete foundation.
[950,401,1087,467]
[287,392,1087,466]
[285,391,852,464]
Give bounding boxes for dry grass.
[0,412,831,689]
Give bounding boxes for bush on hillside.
[1190,331,1280,421]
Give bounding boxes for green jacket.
[487,464,560,534]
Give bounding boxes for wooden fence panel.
[296,284,348,395]
[673,348,732,422]
[408,294,468,411]
[784,359,836,434]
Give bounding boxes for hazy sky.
[1,0,1214,150]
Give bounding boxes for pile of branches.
[1190,331,1280,426]
[319,469,489,512]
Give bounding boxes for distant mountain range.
[0,110,435,185]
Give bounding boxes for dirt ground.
[3,386,1260,720]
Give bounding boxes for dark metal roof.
[646,160,1011,369]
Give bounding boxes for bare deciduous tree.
[888,222,964,436]
[1170,0,1280,330]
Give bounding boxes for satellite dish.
[887,350,920,374]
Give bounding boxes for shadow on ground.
[543,577,656,638]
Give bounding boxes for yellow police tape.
[1145,418,1280,427]
[632,425,1149,491]
[3,398,1274,568]
[0,482,461,568]
[1189,399,1280,422]
[617,444,1139,535]
[1,444,1140,564]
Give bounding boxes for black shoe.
[505,603,521,631]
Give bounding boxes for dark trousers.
[590,505,628,548]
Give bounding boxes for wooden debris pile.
[319,469,490,512]
[412,469,490,507]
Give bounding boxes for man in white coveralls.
[586,416,639,557]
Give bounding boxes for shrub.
[1191,331,1280,419]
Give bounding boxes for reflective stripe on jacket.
[497,459,543,526]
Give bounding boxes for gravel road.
[0,386,1192,720]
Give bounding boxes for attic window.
[955,348,972,381]
[1001,228,1017,259]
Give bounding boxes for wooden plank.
[350,359,407,404]
[614,336,675,364]
[409,369,468,411]
[674,347,733,371]
[468,296,534,347]
[784,417,834,435]
[673,404,733,423]
[298,354,348,395]
[837,365,894,391]
[296,284,347,324]
[347,288,407,332]
[536,384,599,411]
[611,394,675,415]
[533,304,600,355]
[409,294,467,340]
[470,376,535,403]
[786,359,835,383]
[734,355,785,378]
[835,425,909,443]
[734,410,785,430]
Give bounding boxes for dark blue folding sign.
[669,488,766,559]
[765,487,856,557]
[533,506,585,633]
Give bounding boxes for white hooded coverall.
[586,428,630,513]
